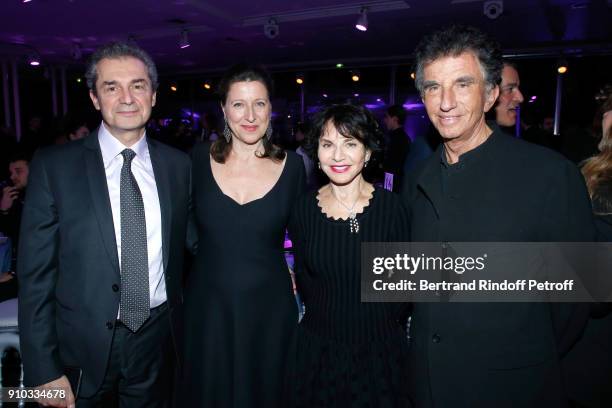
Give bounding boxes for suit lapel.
[148,139,171,272]
[84,130,120,274]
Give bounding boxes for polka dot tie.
[119,149,149,332]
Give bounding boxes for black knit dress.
[288,186,411,408]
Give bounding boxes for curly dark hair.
[304,104,383,179]
[211,63,284,163]
[414,25,503,95]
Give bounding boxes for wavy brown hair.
[582,94,612,203]
[210,64,285,163]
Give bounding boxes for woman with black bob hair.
[288,104,411,407]
[183,64,305,407]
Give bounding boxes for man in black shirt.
[402,25,596,408]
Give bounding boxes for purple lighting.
[29,61,40,66]
[354,93,359,97]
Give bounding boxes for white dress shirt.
[98,122,166,313]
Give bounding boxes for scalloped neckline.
[316,185,376,222]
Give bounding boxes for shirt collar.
[98,122,149,169]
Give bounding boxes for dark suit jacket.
[402,129,596,408]
[18,130,192,397]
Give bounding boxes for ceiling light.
[296,73,304,85]
[351,70,360,82]
[355,7,368,31]
[203,82,211,90]
[170,84,178,92]
[27,53,41,66]
[336,63,344,68]
[410,72,416,80]
[179,29,190,49]
[556,58,568,74]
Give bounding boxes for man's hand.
[36,375,75,408]
[1,186,18,212]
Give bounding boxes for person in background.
[494,61,524,135]
[0,153,29,301]
[294,122,317,191]
[382,104,411,191]
[289,104,410,407]
[182,64,305,407]
[0,153,29,248]
[563,93,612,408]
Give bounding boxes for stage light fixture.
[351,70,360,82]
[355,7,368,31]
[296,74,304,85]
[179,29,190,49]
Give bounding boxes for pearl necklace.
[331,188,360,234]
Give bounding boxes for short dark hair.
[211,64,284,163]
[304,104,383,179]
[8,150,30,165]
[85,42,158,95]
[386,105,407,126]
[414,25,503,95]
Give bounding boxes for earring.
[223,120,232,143]
[317,162,321,169]
[265,124,273,140]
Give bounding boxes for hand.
[0,272,14,283]
[36,375,75,408]
[1,186,18,212]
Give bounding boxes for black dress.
[182,144,305,407]
[288,187,411,408]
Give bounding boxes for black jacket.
[18,130,194,396]
[402,129,596,408]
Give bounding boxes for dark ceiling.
[1,0,611,76]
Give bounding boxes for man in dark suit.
[383,104,411,192]
[18,42,192,407]
[402,25,596,407]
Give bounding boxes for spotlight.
[410,72,416,80]
[355,7,368,31]
[351,70,360,82]
[170,84,178,92]
[264,18,280,39]
[295,73,304,85]
[336,63,344,68]
[179,29,190,49]
[557,58,568,74]
[27,53,41,66]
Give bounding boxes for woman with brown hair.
[581,94,612,239]
[182,64,305,407]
